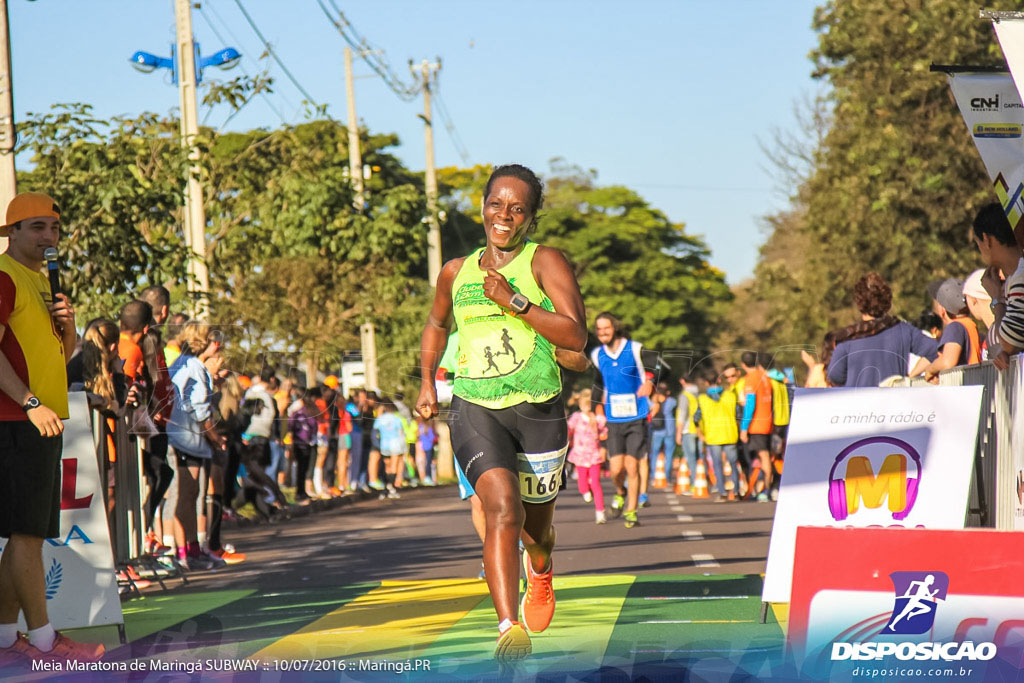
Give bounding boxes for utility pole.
[174,0,209,316]
[412,58,441,287]
[343,47,365,211]
[0,0,16,253]
[360,322,379,391]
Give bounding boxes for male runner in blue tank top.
[591,312,657,528]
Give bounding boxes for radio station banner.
[947,71,1024,236]
[788,526,1024,681]
[762,386,983,605]
[0,392,123,631]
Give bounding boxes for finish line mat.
[54,575,787,680]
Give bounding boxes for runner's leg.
[475,467,526,625]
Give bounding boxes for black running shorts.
[0,421,63,539]
[606,418,649,459]
[448,395,568,504]
[747,433,771,453]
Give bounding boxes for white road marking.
[676,514,694,522]
[681,530,703,540]
[691,553,719,568]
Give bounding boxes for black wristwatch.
[21,396,41,412]
[509,292,531,315]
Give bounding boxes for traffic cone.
[674,459,691,495]
[692,460,710,499]
[653,452,667,489]
[724,458,735,492]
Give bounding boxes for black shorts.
[606,419,649,459]
[175,449,210,469]
[747,433,771,454]
[0,421,62,539]
[448,395,567,504]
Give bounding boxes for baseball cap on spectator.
[936,278,967,316]
[962,269,991,301]
[324,375,339,390]
[1,192,61,236]
[926,279,945,301]
[238,375,252,390]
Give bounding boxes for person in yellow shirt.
[694,370,740,502]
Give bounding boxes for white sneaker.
[595,509,607,524]
[583,492,593,503]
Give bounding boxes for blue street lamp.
[129,44,240,83]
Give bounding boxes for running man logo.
[826,437,922,522]
[882,571,949,635]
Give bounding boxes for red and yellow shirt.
[0,253,68,420]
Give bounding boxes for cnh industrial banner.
[948,71,1024,235]
[788,526,1024,681]
[762,386,983,605]
[0,392,123,631]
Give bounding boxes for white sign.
[762,386,984,604]
[948,72,1024,231]
[0,393,124,630]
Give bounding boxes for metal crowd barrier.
[887,355,1022,529]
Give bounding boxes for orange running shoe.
[0,635,34,670]
[494,621,531,660]
[521,551,555,633]
[38,633,105,662]
[210,548,247,564]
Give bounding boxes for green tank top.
[450,241,561,409]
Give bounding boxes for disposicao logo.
[827,436,921,522]
[831,572,997,663]
[881,571,947,635]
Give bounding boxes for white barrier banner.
[762,386,983,604]
[947,72,1024,231]
[0,392,123,630]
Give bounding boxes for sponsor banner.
[947,72,1024,233]
[788,526,1024,680]
[0,393,123,630]
[762,386,983,604]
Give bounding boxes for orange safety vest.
[950,317,982,365]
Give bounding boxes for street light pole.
[412,58,442,288]
[174,0,209,316]
[0,0,16,254]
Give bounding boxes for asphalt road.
[179,478,776,592]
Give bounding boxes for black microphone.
[43,247,61,299]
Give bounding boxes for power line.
[230,0,322,108]
[433,88,470,165]
[196,3,288,126]
[315,0,418,102]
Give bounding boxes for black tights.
[143,433,174,530]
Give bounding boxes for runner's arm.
[523,246,587,351]
[417,259,460,418]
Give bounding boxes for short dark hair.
[119,299,153,334]
[139,285,170,312]
[484,164,545,216]
[259,365,276,384]
[972,202,1017,248]
[740,351,758,368]
[917,310,942,333]
[722,362,739,373]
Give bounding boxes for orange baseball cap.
[324,375,339,389]
[1,192,61,237]
[238,375,252,389]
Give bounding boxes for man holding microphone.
[0,193,104,664]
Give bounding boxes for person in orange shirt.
[738,351,774,501]
[117,299,152,384]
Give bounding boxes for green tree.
[721,0,1023,369]
[16,104,190,322]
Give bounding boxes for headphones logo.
[881,571,948,635]
[827,436,922,522]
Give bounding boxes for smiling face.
[482,176,535,251]
[7,216,60,267]
[595,316,617,345]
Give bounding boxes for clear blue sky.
[10,0,821,284]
